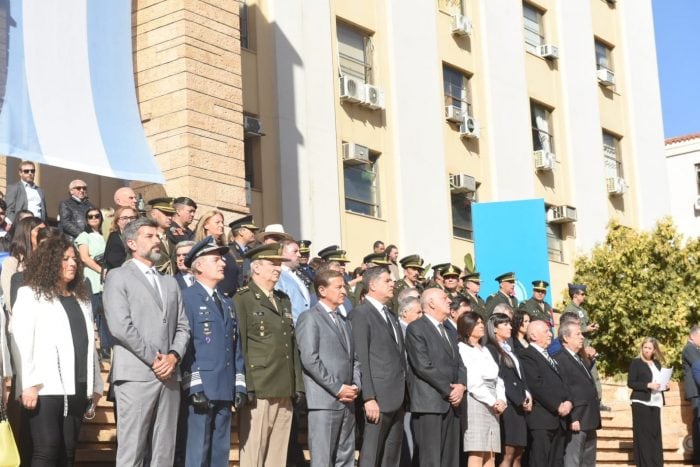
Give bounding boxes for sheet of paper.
[658,367,673,391]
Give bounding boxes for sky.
[652,0,700,139]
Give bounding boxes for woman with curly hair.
[11,236,104,466]
[194,209,240,296]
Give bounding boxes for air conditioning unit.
[597,67,615,87]
[538,44,559,60]
[459,116,480,139]
[695,196,700,210]
[606,176,626,195]
[607,0,617,4]
[533,150,556,171]
[445,105,464,123]
[362,84,385,110]
[243,115,264,136]
[451,14,472,36]
[342,142,370,165]
[339,75,364,103]
[547,205,578,223]
[449,173,477,193]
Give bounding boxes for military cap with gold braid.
[441,264,462,278]
[363,252,391,266]
[532,280,549,291]
[148,197,176,214]
[318,245,350,263]
[298,240,312,255]
[229,214,259,231]
[399,254,425,270]
[244,242,290,261]
[495,272,516,283]
[432,263,450,275]
[463,272,481,283]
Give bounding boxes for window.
[595,40,613,71]
[547,223,564,262]
[337,22,373,83]
[530,101,554,153]
[240,1,250,50]
[696,164,700,195]
[244,136,261,190]
[602,131,623,178]
[443,65,473,117]
[344,154,381,217]
[523,3,544,53]
[451,192,475,240]
[438,0,464,14]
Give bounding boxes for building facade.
[242,0,669,295]
[666,133,700,238]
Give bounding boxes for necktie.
[542,350,558,372]
[268,292,278,311]
[438,323,454,357]
[382,306,397,344]
[331,310,349,349]
[148,269,163,308]
[575,354,592,378]
[212,292,224,319]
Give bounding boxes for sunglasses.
[21,169,36,174]
[87,214,102,220]
[72,186,87,191]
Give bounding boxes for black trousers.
[529,425,565,467]
[27,383,88,467]
[631,402,663,467]
[411,410,460,467]
[693,400,700,464]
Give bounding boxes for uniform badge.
[259,321,265,337]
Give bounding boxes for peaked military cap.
[184,235,229,268]
[568,283,587,294]
[432,263,450,275]
[173,196,197,209]
[244,242,290,261]
[229,215,258,231]
[441,264,462,278]
[463,272,481,283]
[400,254,425,270]
[363,252,391,266]
[148,197,176,214]
[318,245,339,259]
[495,272,516,283]
[532,280,549,291]
[298,240,312,254]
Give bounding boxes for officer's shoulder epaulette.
[236,286,250,295]
[489,292,498,298]
[273,288,290,299]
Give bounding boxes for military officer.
[441,264,463,299]
[391,254,425,313]
[234,243,305,467]
[228,215,259,287]
[180,236,246,467]
[427,262,450,290]
[463,272,487,320]
[318,245,354,313]
[148,197,177,275]
[484,272,519,317]
[518,280,554,329]
[296,239,314,291]
[167,196,197,244]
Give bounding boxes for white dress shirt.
[23,182,42,218]
[458,342,506,406]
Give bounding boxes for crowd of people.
[0,159,686,467]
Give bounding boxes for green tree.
[570,218,700,377]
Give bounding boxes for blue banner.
[472,199,550,302]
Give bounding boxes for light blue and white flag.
[0,1,164,183]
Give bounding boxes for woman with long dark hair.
[1,216,44,316]
[12,236,103,466]
[511,309,531,354]
[485,313,532,467]
[627,337,666,466]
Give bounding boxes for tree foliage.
[571,218,700,377]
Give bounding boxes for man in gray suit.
[296,269,361,467]
[350,266,406,467]
[5,160,47,222]
[103,217,190,466]
[683,325,700,465]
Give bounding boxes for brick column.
[132,0,246,221]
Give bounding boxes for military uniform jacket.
[390,278,421,315]
[155,232,176,276]
[564,302,593,345]
[234,281,304,398]
[485,291,518,317]
[519,298,553,325]
[466,292,487,320]
[181,282,245,401]
[230,242,251,288]
[166,221,194,245]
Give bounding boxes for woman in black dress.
[486,313,532,467]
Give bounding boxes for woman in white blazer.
[12,235,103,465]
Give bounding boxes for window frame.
[337,22,374,84]
[443,65,473,117]
[343,153,381,218]
[240,0,251,50]
[523,3,545,53]
[595,39,614,72]
[546,222,564,263]
[530,101,555,154]
[451,189,477,241]
[602,130,623,179]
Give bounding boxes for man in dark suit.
[180,236,247,466]
[443,294,470,341]
[520,320,573,467]
[683,325,700,465]
[554,321,601,467]
[350,266,406,467]
[296,269,361,467]
[5,160,47,223]
[406,287,467,467]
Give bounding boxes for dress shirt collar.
[197,280,215,297]
[132,257,156,276]
[424,312,444,332]
[530,342,548,355]
[364,295,387,315]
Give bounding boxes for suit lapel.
[126,260,163,310]
[318,305,350,353]
[423,317,454,358]
[565,350,592,380]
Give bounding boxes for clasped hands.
[152,351,178,381]
[337,384,359,404]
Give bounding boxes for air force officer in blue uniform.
[181,236,247,466]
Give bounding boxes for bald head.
[526,320,552,348]
[420,287,450,322]
[114,187,137,209]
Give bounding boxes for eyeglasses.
[118,216,138,221]
[21,169,36,174]
[87,214,101,220]
[72,186,87,191]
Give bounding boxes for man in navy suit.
[180,236,246,466]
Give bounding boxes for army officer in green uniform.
[234,243,304,466]
[463,272,487,320]
[441,264,463,299]
[518,280,554,329]
[391,254,425,312]
[484,272,519,317]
